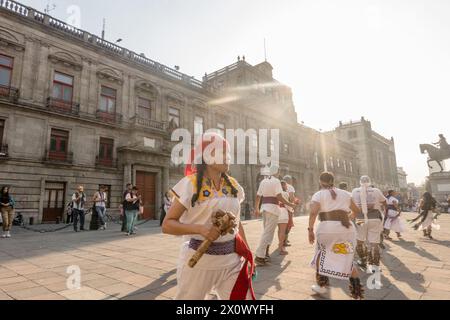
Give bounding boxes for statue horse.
[420,144,450,172]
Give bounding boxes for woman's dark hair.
[1,186,8,195]
[191,162,238,207]
[423,192,432,202]
[387,190,395,199]
[319,172,337,200]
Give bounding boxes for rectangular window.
[52,72,73,103]
[99,137,114,163]
[49,129,69,160]
[169,107,180,128]
[138,97,152,119]
[329,157,334,170]
[349,161,353,173]
[99,86,116,113]
[337,158,340,168]
[0,54,13,87]
[270,139,275,153]
[343,160,347,172]
[194,116,204,142]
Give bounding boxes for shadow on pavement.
[388,239,441,261]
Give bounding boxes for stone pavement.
[0,213,449,300]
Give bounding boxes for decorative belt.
[356,209,382,220]
[188,238,236,255]
[319,210,351,228]
[262,197,278,205]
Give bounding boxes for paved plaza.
[0,213,449,300]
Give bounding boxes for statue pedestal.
[428,172,450,202]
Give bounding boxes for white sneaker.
[1,233,6,238]
[311,284,328,296]
[6,231,11,238]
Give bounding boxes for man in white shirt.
[72,185,86,232]
[254,166,296,266]
[352,176,387,271]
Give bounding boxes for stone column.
[20,38,37,101]
[33,41,50,103]
[79,58,91,113]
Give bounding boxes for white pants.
[175,260,252,300]
[356,219,383,243]
[255,211,279,258]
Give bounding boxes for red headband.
[184,133,230,176]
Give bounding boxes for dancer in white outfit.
[352,176,387,271]
[254,166,296,266]
[409,192,440,240]
[383,190,406,240]
[309,172,364,299]
[162,133,255,300]
[277,181,290,255]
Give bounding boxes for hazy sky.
[20,0,450,184]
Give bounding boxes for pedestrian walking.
[124,186,140,236]
[93,185,108,230]
[121,183,132,232]
[72,186,87,232]
[1,186,15,238]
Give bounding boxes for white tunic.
[310,188,356,280]
[384,197,406,233]
[171,175,244,270]
[257,177,283,216]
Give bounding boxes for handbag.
[139,205,144,215]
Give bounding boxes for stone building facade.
[0,1,399,223]
[334,117,400,190]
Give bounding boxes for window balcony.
[96,110,123,125]
[95,156,118,168]
[130,116,167,132]
[0,85,19,102]
[46,97,80,115]
[0,144,9,159]
[44,150,73,164]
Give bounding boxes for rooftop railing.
[0,0,206,92]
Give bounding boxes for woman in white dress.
[308,172,364,299]
[162,132,255,300]
[383,190,406,240]
[277,181,290,255]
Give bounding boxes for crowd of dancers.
[162,132,442,300]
